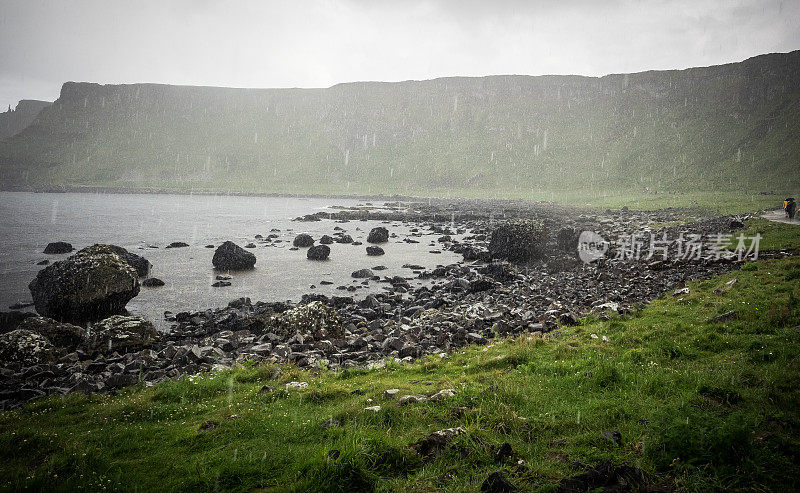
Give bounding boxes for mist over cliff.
[0,100,51,141]
[1,51,798,195]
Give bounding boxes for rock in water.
[307,244,330,260]
[366,246,385,256]
[165,242,189,248]
[212,241,256,270]
[43,241,74,254]
[293,233,314,247]
[0,329,55,366]
[489,219,548,263]
[319,235,334,245]
[351,268,374,278]
[28,247,140,323]
[142,277,165,287]
[85,315,158,354]
[17,316,85,351]
[79,244,151,277]
[367,227,389,243]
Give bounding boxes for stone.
[429,388,455,402]
[351,269,374,278]
[293,234,314,247]
[17,316,85,350]
[28,245,140,323]
[398,394,428,406]
[367,227,389,243]
[366,246,385,256]
[43,242,74,254]
[212,241,256,270]
[307,245,331,261]
[165,242,189,249]
[85,315,158,354]
[142,277,165,287]
[0,329,55,366]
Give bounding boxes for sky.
[1,0,799,110]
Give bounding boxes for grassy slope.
[1,52,799,196]
[1,220,798,492]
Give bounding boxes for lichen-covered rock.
[0,329,55,366]
[489,219,548,263]
[17,316,86,350]
[274,301,343,339]
[212,241,256,270]
[85,315,158,354]
[28,247,140,323]
[367,227,389,243]
[78,244,151,277]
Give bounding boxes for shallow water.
[0,192,460,328]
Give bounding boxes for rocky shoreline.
[0,199,784,409]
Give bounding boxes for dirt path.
[762,210,800,225]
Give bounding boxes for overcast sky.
[1,0,798,109]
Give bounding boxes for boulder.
[85,315,158,354]
[212,241,256,270]
[293,233,314,247]
[28,247,140,323]
[274,301,344,339]
[351,269,374,278]
[489,219,548,263]
[43,242,74,254]
[17,316,85,351]
[319,235,334,245]
[165,242,189,248]
[307,245,330,260]
[79,244,151,277]
[335,234,354,244]
[366,246,385,256]
[367,227,389,243]
[142,277,165,287]
[0,329,55,366]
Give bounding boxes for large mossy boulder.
[213,241,256,270]
[28,247,140,323]
[488,219,548,263]
[0,329,55,366]
[79,244,151,277]
[85,315,158,354]
[17,316,86,351]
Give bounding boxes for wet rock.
[28,245,140,323]
[367,227,389,243]
[275,301,344,339]
[85,315,158,355]
[212,281,231,287]
[351,269,374,278]
[165,242,189,249]
[17,316,85,351]
[79,245,151,277]
[335,234,354,244]
[319,235,334,245]
[0,329,55,366]
[366,246,385,256]
[213,241,257,270]
[142,277,165,287]
[293,233,314,247]
[43,242,74,254]
[36,260,49,265]
[307,245,331,261]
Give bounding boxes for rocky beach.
[0,198,775,409]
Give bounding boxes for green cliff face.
[1,51,798,195]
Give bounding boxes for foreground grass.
[1,230,799,492]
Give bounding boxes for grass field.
[0,220,798,492]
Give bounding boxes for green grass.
[1,224,798,492]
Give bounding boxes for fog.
[1,0,799,108]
